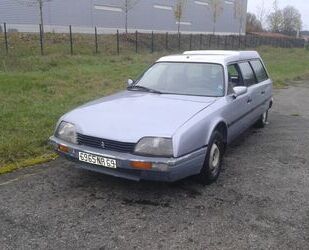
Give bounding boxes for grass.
[260,47,309,87]
[0,53,162,169]
[0,154,57,175]
[0,45,309,171]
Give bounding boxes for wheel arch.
[206,121,228,149]
[269,98,273,109]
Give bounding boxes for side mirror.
[127,79,134,86]
[233,86,247,98]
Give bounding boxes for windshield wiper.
[127,85,162,94]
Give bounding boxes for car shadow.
[64,124,267,208]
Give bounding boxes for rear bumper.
[49,136,206,182]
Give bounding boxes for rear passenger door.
[249,59,272,116]
[238,61,259,125]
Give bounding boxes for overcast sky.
[247,0,309,30]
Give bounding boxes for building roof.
[157,50,261,65]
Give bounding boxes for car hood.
[62,91,217,142]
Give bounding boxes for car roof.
[156,50,261,65]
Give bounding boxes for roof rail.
[183,50,260,59]
[183,50,240,55]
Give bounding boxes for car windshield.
[132,62,225,97]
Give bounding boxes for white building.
[0,0,248,34]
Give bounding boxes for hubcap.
[209,143,220,175]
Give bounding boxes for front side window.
[238,62,257,86]
[133,62,225,97]
[227,64,244,94]
[250,60,268,82]
[228,64,244,86]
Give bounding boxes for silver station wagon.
[50,50,273,184]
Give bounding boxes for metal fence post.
[178,33,181,51]
[165,32,168,50]
[239,35,241,49]
[135,30,138,53]
[251,35,255,48]
[224,35,228,49]
[39,24,44,55]
[189,34,192,50]
[116,30,120,55]
[209,35,212,48]
[69,25,73,55]
[4,22,8,55]
[95,27,98,54]
[151,31,154,53]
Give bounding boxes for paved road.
[1,83,309,250]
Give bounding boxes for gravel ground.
[1,83,309,250]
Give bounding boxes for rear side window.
[238,62,257,86]
[250,60,268,82]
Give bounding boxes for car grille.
[77,133,136,153]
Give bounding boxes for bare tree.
[281,6,302,37]
[120,0,140,33]
[246,13,263,33]
[209,0,223,35]
[234,0,246,36]
[174,0,187,35]
[16,0,52,33]
[256,0,268,30]
[267,0,283,32]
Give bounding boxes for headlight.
[134,137,173,157]
[55,121,77,144]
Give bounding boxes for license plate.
[79,152,117,169]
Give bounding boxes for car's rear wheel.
[197,131,224,185]
[255,110,269,128]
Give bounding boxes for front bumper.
[49,136,206,182]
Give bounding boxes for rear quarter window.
[250,60,268,82]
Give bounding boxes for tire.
[255,110,269,128]
[197,131,224,185]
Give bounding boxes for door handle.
[261,90,266,95]
[247,98,252,104]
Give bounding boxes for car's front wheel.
[197,131,224,185]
